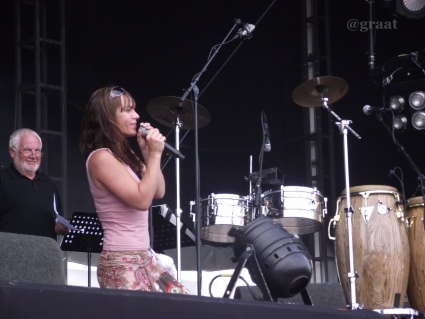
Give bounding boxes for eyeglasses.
[13,147,44,157]
[109,86,125,100]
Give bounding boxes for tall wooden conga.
[333,185,410,310]
[406,196,425,314]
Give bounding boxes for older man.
[0,128,68,240]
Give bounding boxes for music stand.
[150,204,195,252]
[60,212,103,287]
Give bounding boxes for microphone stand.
[320,96,361,310]
[174,113,183,281]
[179,20,240,296]
[367,0,375,70]
[253,117,267,218]
[376,113,425,226]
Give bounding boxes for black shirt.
[0,164,64,240]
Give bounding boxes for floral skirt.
[97,250,190,294]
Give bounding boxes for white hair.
[9,128,43,150]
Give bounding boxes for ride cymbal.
[292,76,349,107]
[147,96,211,129]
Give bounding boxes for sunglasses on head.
[109,86,125,100]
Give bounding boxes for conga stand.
[320,97,362,310]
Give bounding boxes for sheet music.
[53,195,77,231]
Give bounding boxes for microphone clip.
[232,22,255,41]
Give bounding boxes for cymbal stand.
[320,96,361,309]
[173,112,183,281]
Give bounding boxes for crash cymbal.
[292,76,349,107]
[147,96,211,129]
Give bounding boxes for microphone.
[363,105,391,115]
[139,127,185,160]
[232,23,255,40]
[263,113,271,152]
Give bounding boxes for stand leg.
[300,289,313,306]
[223,245,273,301]
[341,123,360,309]
[87,251,92,288]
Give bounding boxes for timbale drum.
[196,193,251,244]
[261,186,325,235]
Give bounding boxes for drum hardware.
[247,167,284,186]
[395,202,405,222]
[353,190,405,223]
[359,206,373,224]
[376,200,390,215]
[405,215,416,228]
[247,112,276,220]
[328,198,342,240]
[322,197,328,219]
[293,76,361,309]
[252,112,268,219]
[147,96,211,282]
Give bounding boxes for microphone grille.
[245,24,255,33]
[363,105,372,115]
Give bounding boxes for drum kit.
[146,76,425,315]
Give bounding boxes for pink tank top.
[86,148,150,251]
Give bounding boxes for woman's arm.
[88,149,163,211]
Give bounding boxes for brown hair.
[79,86,143,174]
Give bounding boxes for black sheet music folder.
[60,212,103,253]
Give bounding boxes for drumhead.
[340,185,398,195]
[407,196,424,208]
[262,186,322,197]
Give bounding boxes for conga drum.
[333,185,409,310]
[406,196,425,314]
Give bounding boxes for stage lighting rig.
[370,50,425,132]
[385,81,425,131]
[223,217,313,302]
[381,0,425,19]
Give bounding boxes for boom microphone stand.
[179,19,249,295]
[320,96,361,309]
[292,75,361,307]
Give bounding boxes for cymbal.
[147,96,211,129]
[292,76,349,107]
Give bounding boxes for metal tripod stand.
[320,96,361,309]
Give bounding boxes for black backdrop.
[1,0,425,234]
